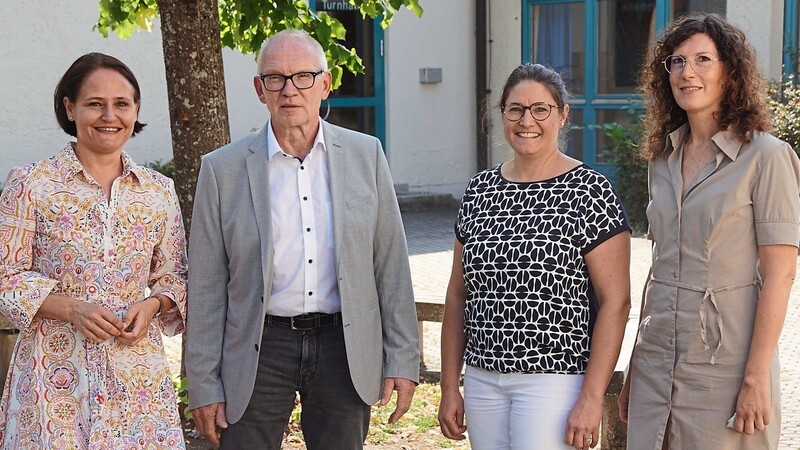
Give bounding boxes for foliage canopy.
[96,0,423,89]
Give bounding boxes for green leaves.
[96,0,422,90]
[95,0,158,38]
[768,75,800,156]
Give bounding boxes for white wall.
[728,0,785,81]
[487,2,524,169]
[384,1,476,197]
[0,0,266,184]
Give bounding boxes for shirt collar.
[266,119,326,161]
[59,142,143,183]
[665,123,743,161]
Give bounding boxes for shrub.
[145,159,175,179]
[600,118,648,234]
[767,75,800,155]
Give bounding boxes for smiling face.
[64,68,139,157]
[668,33,726,120]
[502,80,568,158]
[254,35,331,137]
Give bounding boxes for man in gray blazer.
[185,29,420,449]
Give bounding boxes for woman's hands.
[564,396,602,449]
[37,293,166,345]
[437,388,467,440]
[67,299,125,343]
[733,374,771,434]
[118,296,161,346]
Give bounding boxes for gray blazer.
[185,120,420,423]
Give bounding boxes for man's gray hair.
[257,29,328,72]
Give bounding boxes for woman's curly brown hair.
[639,13,771,160]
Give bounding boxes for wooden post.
[0,315,18,390]
[601,370,628,449]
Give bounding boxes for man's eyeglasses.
[258,69,325,92]
[662,54,722,74]
[501,102,559,122]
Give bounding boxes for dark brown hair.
[54,53,146,137]
[639,13,770,160]
[498,63,570,150]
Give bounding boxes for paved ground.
[166,208,800,449]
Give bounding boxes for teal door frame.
[785,0,798,76]
[522,0,671,179]
[310,3,387,147]
[328,20,386,147]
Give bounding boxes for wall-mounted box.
[419,68,443,84]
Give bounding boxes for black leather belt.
[265,312,342,331]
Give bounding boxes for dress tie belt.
[649,277,759,364]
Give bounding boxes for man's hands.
[192,402,229,448]
[378,377,417,424]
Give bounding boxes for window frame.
[310,2,387,147]
[522,0,671,179]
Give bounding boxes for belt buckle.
[290,313,317,331]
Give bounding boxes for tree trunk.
[157,0,230,430]
[158,0,231,232]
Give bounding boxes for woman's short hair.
[640,13,770,160]
[54,53,146,137]
[498,63,570,150]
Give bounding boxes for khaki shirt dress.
[627,125,800,449]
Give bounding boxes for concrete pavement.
[401,208,800,449]
[165,207,800,448]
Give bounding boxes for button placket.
[297,155,319,312]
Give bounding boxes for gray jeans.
[219,319,371,450]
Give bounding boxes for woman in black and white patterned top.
[438,63,632,450]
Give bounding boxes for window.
[313,1,386,145]
[524,0,725,178]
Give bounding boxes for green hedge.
[600,119,648,234]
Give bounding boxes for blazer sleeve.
[186,157,229,409]
[372,140,421,382]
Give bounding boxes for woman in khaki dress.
[618,14,800,449]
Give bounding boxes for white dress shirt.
[265,121,340,316]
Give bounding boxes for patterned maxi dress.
[0,145,188,449]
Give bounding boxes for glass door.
[314,1,386,146]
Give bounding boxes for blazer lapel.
[245,125,274,310]
[323,121,347,275]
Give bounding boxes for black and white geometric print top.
[455,164,630,374]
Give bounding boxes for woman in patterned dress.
[438,63,631,449]
[618,14,800,449]
[0,53,187,448]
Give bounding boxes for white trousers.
[463,365,584,450]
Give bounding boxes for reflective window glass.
[321,106,376,136]
[565,108,584,160]
[531,2,585,95]
[672,0,726,18]
[316,1,375,98]
[595,108,641,164]
[597,0,657,94]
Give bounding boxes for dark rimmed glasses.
[258,69,325,92]
[662,54,722,74]
[501,102,559,122]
